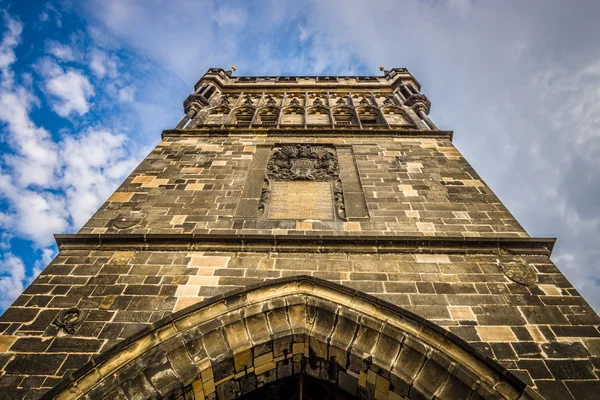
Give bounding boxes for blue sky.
[1,0,599,312]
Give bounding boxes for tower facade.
[0,68,599,400]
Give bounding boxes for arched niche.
[204,106,231,125]
[332,106,357,126]
[306,106,330,125]
[43,276,542,400]
[256,106,279,125]
[381,106,412,126]
[281,106,304,125]
[230,107,255,125]
[356,106,384,126]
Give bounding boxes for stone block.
[476,326,517,342]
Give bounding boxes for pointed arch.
[203,105,231,125]
[381,106,414,126]
[332,106,358,125]
[306,105,330,125]
[280,106,304,125]
[356,105,384,125]
[43,276,541,400]
[256,106,280,125]
[230,106,256,125]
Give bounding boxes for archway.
[43,276,543,400]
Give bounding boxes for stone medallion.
[112,213,145,229]
[54,308,84,334]
[499,258,537,286]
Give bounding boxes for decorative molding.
[54,234,556,256]
[162,128,455,140]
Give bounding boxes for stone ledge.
[55,233,556,255]
[161,128,454,140]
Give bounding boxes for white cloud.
[298,25,310,42]
[61,128,138,228]
[118,85,135,102]
[0,11,137,250]
[46,40,77,61]
[38,59,95,117]
[0,87,58,186]
[89,48,118,78]
[212,7,247,27]
[0,11,23,83]
[0,253,27,309]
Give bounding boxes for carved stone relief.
[54,308,85,334]
[266,145,338,181]
[261,145,345,220]
[497,257,538,286]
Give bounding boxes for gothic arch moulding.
[43,276,543,400]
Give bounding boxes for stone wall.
[1,247,599,399]
[79,136,527,238]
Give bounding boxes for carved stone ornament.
[112,213,145,229]
[383,96,395,105]
[183,93,209,114]
[289,98,300,107]
[312,97,324,106]
[54,308,84,334]
[243,96,254,106]
[267,145,339,181]
[359,98,370,106]
[266,97,277,106]
[220,96,230,106]
[404,93,431,115]
[336,98,346,106]
[258,179,270,217]
[334,179,346,220]
[498,258,537,286]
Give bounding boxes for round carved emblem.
[55,308,84,334]
[499,259,537,286]
[112,213,145,229]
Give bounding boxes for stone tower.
[0,68,599,400]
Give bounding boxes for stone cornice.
[161,128,454,140]
[55,234,556,256]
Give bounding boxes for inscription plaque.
[268,181,334,220]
